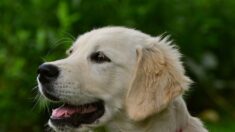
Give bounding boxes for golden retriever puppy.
[37,27,208,132]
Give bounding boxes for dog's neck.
[106,97,190,132]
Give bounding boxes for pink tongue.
[51,105,81,119]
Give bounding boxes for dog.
[37,27,208,132]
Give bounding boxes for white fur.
[38,27,208,132]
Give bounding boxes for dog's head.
[37,27,191,131]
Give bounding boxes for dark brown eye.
[90,51,111,63]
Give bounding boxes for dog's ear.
[125,37,192,121]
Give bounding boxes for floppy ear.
[125,38,192,121]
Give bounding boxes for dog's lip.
[39,82,60,101]
[49,100,105,127]
[42,89,60,101]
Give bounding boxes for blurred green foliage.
[0,0,235,131]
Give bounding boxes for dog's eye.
[90,51,111,63]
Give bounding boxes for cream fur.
[38,27,208,132]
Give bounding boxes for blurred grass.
[206,118,235,132]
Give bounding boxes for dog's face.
[37,27,191,131]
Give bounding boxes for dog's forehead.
[72,27,150,51]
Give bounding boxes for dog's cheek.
[75,67,115,104]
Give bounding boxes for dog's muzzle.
[37,64,60,101]
[37,64,106,129]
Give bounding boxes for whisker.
[52,37,73,45]
[41,57,47,63]
[31,92,50,112]
[62,32,76,41]
[32,85,39,91]
[45,38,72,58]
[40,33,75,62]
[31,93,41,111]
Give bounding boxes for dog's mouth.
[50,100,105,127]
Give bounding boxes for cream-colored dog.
[37,27,208,132]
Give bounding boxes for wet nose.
[37,64,59,83]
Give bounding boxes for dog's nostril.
[38,64,59,83]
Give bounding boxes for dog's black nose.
[37,64,59,83]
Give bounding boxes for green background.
[1,0,235,131]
